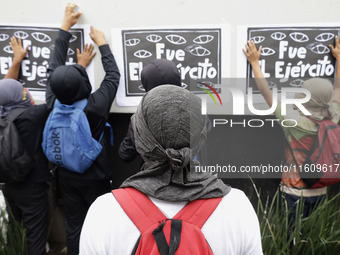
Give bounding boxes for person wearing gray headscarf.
[294,78,336,121]
[0,78,33,117]
[1,37,51,255]
[80,85,263,255]
[244,39,340,226]
[0,36,33,117]
[121,85,229,201]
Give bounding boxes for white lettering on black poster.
[122,29,221,96]
[0,26,84,92]
[247,27,340,93]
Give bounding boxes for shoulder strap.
[99,122,114,145]
[4,107,27,122]
[306,116,321,125]
[173,197,222,228]
[53,99,61,108]
[72,98,88,109]
[306,116,338,127]
[285,138,299,166]
[112,188,167,233]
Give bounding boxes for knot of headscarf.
[121,85,230,202]
[164,147,191,171]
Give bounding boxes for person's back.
[46,28,119,181]
[80,85,263,255]
[80,186,262,254]
[0,37,50,255]
[243,39,340,223]
[275,78,340,193]
[45,4,120,255]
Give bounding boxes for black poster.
[121,28,221,96]
[0,25,84,92]
[247,27,340,93]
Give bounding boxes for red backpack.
[112,188,222,255]
[298,118,340,188]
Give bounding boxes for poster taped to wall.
[237,24,340,102]
[111,25,230,107]
[0,24,93,101]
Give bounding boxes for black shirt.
[13,104,50,183]
[46,29,120,180]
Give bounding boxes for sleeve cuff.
[58,29,72,41]
[99,44,111,56]
[74,63,87,71]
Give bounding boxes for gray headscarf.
[0,79,33,117]
[121,85,230,202]
[295,78,335,121]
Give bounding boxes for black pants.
[3,181,49,255]
[58,175,111,255]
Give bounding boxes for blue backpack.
[42,98,105,173]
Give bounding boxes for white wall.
[1,0,340,112]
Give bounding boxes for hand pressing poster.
[0,24,93,101]
[237,25,340,101]
[112,25,230,107]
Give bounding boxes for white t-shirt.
[79,188,263,255]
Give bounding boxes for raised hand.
[5,36,29,79]
[77,44,96,68]
[330,35,340,60]
[61,3,82,32]
[243,40,262,65]
[10,36,28,61]
[89,26,107,47]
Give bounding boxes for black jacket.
[118,120,138,162]
[46,29,120,180]
[12,104,51,183]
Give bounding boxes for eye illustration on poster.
[123,29,220,95]
[245,26,340,94]
[112,25,230,107]
[0,25,93,101]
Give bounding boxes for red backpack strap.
[173,197,223,228]
[306,116,320,124]
[112,188,167,233]
[306,116,336,126]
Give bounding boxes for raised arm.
[5,37,28,80]
[243,41,273,107]
[46,3,81,104]
[48,3,81,73]
[329,35,340,102]
[88,26,120,113]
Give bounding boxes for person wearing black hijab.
[45,4,120,255]
[118,59,181,162]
